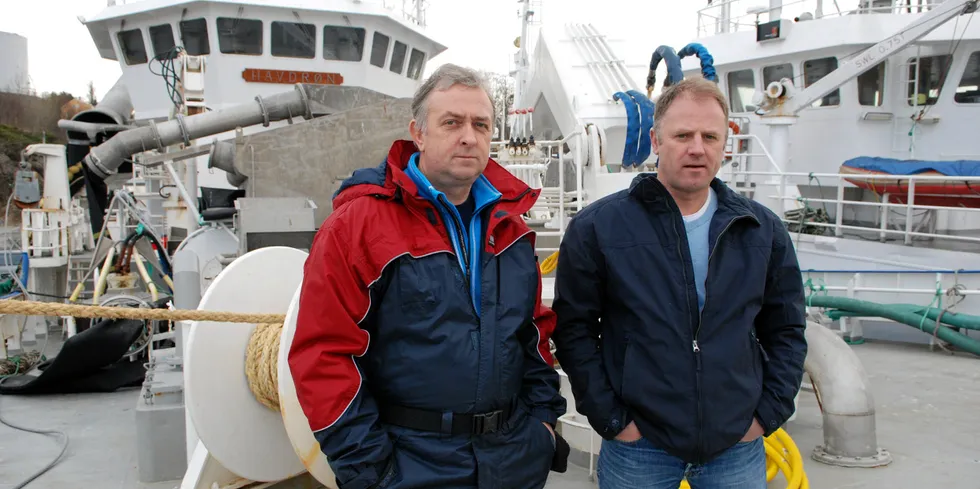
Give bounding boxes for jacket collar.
[628,172,760,224]
[405,152,502,210]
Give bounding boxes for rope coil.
[245,323,284,412]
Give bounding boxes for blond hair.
[653,77,729,143]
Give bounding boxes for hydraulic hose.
[677,43,718,82]
[806,295,980,356]
[646,45,684,97]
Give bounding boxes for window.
[407,48,426,80]
[217,17,262,55]
[762,63,794,88]
[272,21,315,58]
[370,32,390,68]
[954,51,980,104]
[179,18,210,56]
[858,61,885,106]
[149,24,177,60]
[390,41,407,74]
[803,57,840,107]
[117,28,148,65]
[907,55,951,106]
[323,26,365,61]
[726,69,755,113]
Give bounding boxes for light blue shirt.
[683,188,718,311]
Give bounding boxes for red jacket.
[288,140,565,489]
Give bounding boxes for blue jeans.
[597,437,766,489]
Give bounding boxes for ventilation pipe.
[83,84,314,179]
[804,321,893,468]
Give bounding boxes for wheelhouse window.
[803,57,840,107]
[217,17,263,55]
[179,18,211,56]
[762,63,794,88]
[407,48,426,80]
[390,41,407,74]
[149,24,177,60]
[323,26,365,62]
[272,21,315,58]
[117,28,148,65]
[907,55,951,106]
[954,51,980,104]
[726,69,755,113]
[858,61,885,106]
[370,32,390,68]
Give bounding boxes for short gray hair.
[411,63,495,133]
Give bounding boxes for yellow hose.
[674,428,808,488]
[539,251,559,275]
[540,251,809,488]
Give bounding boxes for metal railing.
[697,0,949,37]
[727,167,980,246]
[491,129,590,252]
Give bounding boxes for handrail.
[725,168,980,246]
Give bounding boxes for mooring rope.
[0,299,286,412]
[0,299,285,323]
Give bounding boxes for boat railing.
[492,131,588,252]
[697,0,949,38]
[20,208,70,267]
[728,168,980,248]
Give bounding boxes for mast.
[514,0,532,109]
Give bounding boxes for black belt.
[379,403,513,435]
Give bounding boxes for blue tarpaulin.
[842,157,980,177]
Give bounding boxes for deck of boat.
[1,334,978,489]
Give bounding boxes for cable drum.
[183,246,338,487]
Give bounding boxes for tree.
[480,70,515,140]
[86,81,98,106]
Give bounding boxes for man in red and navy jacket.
[288,63,568,489]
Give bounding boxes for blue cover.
[614,91,641,167]
[842,156,980,177]
[627,89,656,165]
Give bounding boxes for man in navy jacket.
[551,76,807,488]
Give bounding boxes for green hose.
[806,295,980,357]
[824,303,980,331]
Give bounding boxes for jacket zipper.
[671,217,702,464]
[687,215,744,464]
[437,195,470,276]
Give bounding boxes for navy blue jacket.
[289,140,566,489]
[551,174,807,464]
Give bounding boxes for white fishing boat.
[1,1,978,488]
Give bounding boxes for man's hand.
[614,421,642,442]
[741,418,765,442]
[543,422,555,443]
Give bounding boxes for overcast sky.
[0,0,856,100]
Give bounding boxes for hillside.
[0,90,82,226]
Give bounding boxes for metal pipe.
[804,321,893,467]
[84,84,314,179]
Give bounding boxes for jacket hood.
[332,140,535,210]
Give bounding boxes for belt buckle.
[471,410,503,434]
